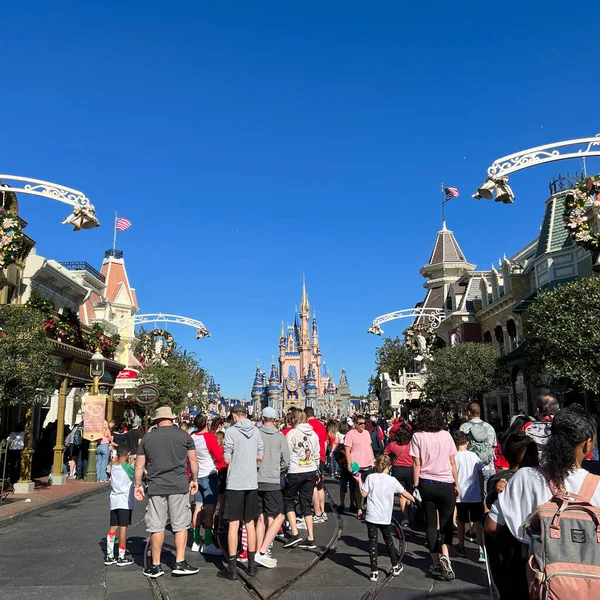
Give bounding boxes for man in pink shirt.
[344,416,375,519]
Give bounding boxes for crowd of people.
[98,393,599,597]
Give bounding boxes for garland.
[0,210,27,269]
[563,175,600,252]
[26,296,121,359]
[405,325,436,359]
[137,328,175,365]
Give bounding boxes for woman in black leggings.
[410,405,459,581]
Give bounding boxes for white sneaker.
[201,543,222,555]
[321,512,328,521]
[255,553,277,568]
[191,542,201,552]
[296,519,307,530]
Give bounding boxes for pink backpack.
[524,472,600,600]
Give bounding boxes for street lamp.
[85,349,105,483]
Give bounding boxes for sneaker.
[369,571,379,582]
[143,564,164,578]
[117,555,134,567]
[392,564,403,577]
[283,534,302,548]
[400,519,410,527]
[104,556,116,566]
[255,553,278,569]
[313,514,325,524]
[191,541,201,552]
[478,549,486,563]
[298,539,317,549]
[438,555,455,581]
[237,556,248,565]
[276,531,287,541]
[172,560,199,576]
[321,512,328,521]
[429,564,443,578]
[455,545,466,557]
[201,543,222,556]
[296,518,307,530]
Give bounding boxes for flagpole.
[441,182,446,226]
[113,211,118,251]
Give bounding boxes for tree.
[138,344,207,412]
[375,337,414,381]
[424,342,506,413]
[524,277,600,393]
[0,305,58,406]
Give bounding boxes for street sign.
[83,394,107,441]
[135,384,160,406]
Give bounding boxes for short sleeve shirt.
[362,472,404,525]
[344,429,375,469]
[409,430,456,484]
[138,425,195,496]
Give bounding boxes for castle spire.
[301,273,309,313]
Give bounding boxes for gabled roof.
[536,193,573,257]
[100,256,138,309]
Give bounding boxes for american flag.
[444,187,459,201]
[116,217,132,231]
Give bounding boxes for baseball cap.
[230,403,248,415]
[262,407,277,419]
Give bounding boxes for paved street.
[0,480,489,600]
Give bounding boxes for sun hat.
[152,406,177,421]
[262,407,277,419]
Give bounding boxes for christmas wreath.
[405,325,436,359]
[0,210,27,269]
[137,328,175,365]
[563,175,600,252]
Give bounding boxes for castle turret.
[304,363,318,412]
[267,362,280,413]
[251,367,263,413]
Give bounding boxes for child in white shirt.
[360,453,415,582]
[453,431,485,562]
[105,445,135,566]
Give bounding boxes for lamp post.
[85,350,105,483]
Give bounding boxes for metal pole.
[144,407,149,433]
[52,376,69,479]
[113,211,118,250]
[85,376,100,483]
[441,182,446,225]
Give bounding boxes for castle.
[251,278,351,417]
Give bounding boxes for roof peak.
[425,222,469,266]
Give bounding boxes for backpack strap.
[576,472,600,504]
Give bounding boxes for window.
[495,325,505,357]
[552,254,575,280]
[535,261,549,287]
[507,318,518,351]
[483,330,493,344]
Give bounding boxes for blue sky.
[3,2,600,398]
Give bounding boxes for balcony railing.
[59,261,105,283]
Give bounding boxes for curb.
[0,484,109,529]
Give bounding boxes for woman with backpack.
[485,406,600,599]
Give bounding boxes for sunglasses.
[356,422,366,426]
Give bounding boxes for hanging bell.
[472,178,496,200]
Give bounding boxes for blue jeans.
[329,453,338,475]
[96,443,110,481]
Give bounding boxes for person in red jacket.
[305,407,328,522]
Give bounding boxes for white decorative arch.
[0,174,99,229]
[367,308,445,336]
[118,313,211,339]
[473,134,600,203]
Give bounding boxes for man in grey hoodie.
[255,407,290,568]
[218,404,264,581]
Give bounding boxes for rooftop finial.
[301,272,309,312]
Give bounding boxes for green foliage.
[138,344,207,412]
[0,305,58,407]
[375,337,414,386]
[524,277,600,393]
[424,342,506,413]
